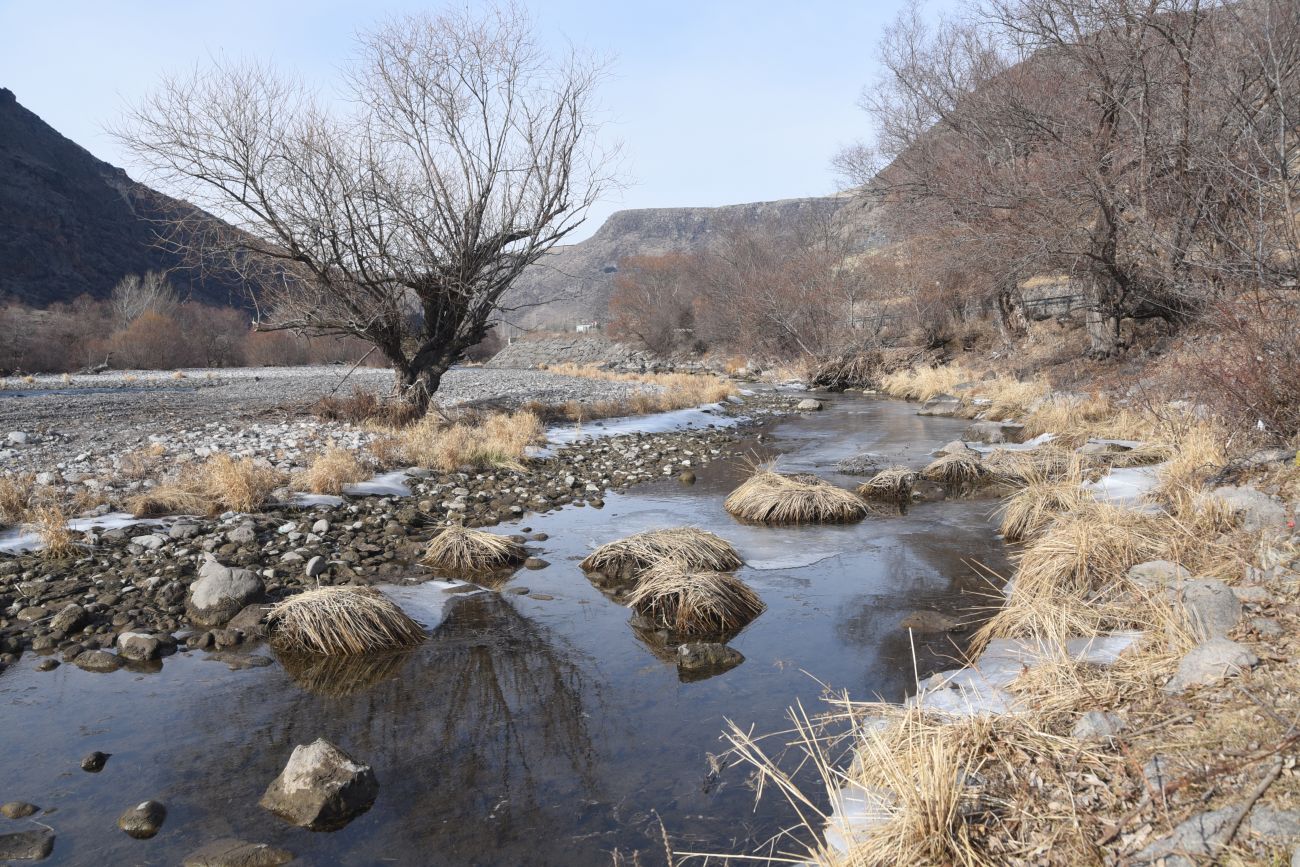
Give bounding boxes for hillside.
[0,88,246,308]
[508,193,880,326]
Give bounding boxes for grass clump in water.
[580,527,743,583]
[422,525,526,578]
[725,467,867,524]
[268,586,426,655]
[921,451,988,490]
[626,561,765,638]
[856,466,918,504]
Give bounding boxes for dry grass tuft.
[979,376,1050,421]
[725,467,868,524]
[856,466,918,504]
[400,410,543,472]
[267,586,426,655]
[921,451,988,490]
[422,525,526,577]
[981,446,1074,485]
[625,561,765,637]
[880,364,975,402]
[0,472,37,526]
[580,527,743,581]
[995,459,1090,542]
[127,454,285,517]
[298,446,371,495]
[24,502,76,560]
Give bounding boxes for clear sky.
[0,0,933,240]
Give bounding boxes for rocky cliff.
[508,194,879,326]
[0,88,246,307]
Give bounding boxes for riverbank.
[730,364,1300,866]
[0,391,1008,865]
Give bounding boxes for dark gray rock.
[73,649,122,673]
[835,452,883,475]
[48,603,87,634]
[187,556,264,628]
[181,838,295,867]
[0,829,54,861]
[963,421,1008,444]
[899,610,964,632]
[676,642,744,676]
[80,751,110,772]
[259,738,378,831]
[117,800,167,839]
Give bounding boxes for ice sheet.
[0,512,167,554]
[545,403,740,445]
[1082,463,1166,506]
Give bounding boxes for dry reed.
[921,452,988,489]
[128,454,285,517]
[400,410,542,472]
[23,501,75,560]
[298,446,371,495]
[856,467,917,504]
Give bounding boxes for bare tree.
[114,4,615,412]
[109,271,177,326]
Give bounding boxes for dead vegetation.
[580,527,743,583]
[127,454,285,517]
[23,501,75,560]
[920,452,989,491]
[422,524,527,577]
[398,410,542,472]
[267,586,426,655]
[856,466,917,504]
[297,446,371,495]
[725,467,868,524]
[0,472,37,527]
[626,561,765,638]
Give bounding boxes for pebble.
[0,802,37,819]
[81,751,111,772]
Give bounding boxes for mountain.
[0,87,246,308]
[509,193,880,327]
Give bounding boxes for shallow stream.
[0,395,1008,865]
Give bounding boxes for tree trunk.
[394,362,448,416]
[1085,278,1127,357]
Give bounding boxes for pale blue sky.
[1,0,937,239]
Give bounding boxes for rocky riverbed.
[0,377,803,663]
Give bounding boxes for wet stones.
[80,751,110,772]
[796,398,823,411]
[116,632,161,661]
[899,610,965,632]
[187,556,264,628]
[0,829,54,861]
[676,642,744,679]
[117,800,167,839]
[181,838,295,867]
[259,739,378,831]
[72,649,123,673]
[0,802,38,819]
[48,603,87,635]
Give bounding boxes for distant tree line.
[0,272,370,374]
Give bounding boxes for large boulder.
[116,632,161,661]
[917,394,961,417]
[963,421,1008,444]
[188,556,264,628]
[1164,638,1258,693]
[259,739,378,831]
[49,603,87,635]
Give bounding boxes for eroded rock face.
[187,556,264,628]
[259,739,378,831]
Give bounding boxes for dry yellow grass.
[422,525,526,577]
[400,410,543,472]
[625,561,765,637]
[580,527,743,579]
[268,586,426,655]
[725,468,868,524]
[298,446,370,495]
[921,452,989,489]
[880,364,975,402]
[995,458,1090,542]
[0,472,36,526]
[128,454,285,517]
[856,467,917,503]
[24,501,75,560]
[542,364,738,420]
